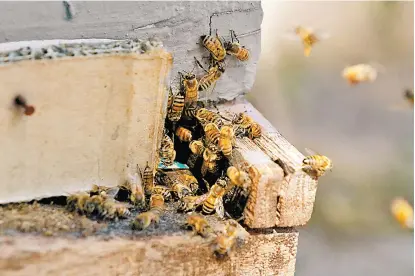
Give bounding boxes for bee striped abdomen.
[184,79,199,104]
[176,126,192,142]
[143,163,154,195]
[201,35,226,61]
[168,94,185,122]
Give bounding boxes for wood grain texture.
[214,97,319,227]
[230,137,284,228]
[0,50,172,204]
[0,228,298,276]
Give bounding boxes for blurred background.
[249,1,414,275]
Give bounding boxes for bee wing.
[215,198,225,219]
[105,187,120,198]
[304,147,319,156]
[280,32,299,41]
[313,29,331,40]
[368,61,387,74]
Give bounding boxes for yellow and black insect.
[143,161,154,196]
[224,30,250,61]
[200,29,227,62]
[176,126,193,142]
[300,148,333,180]
[167,88,185,123]
[131,194,165,231]
[180,71,199,104]
[195,57,225,93]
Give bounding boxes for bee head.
[217,63,225,73]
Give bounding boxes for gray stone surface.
[0,1,263,101]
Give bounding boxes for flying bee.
[66,192,90,214]
[152,185,172,202]
[299,148,333,180]
[131,194,165,230]
[232,112,254,129]
[281,26,329,57]
[143,161,155,196]
[204,123,221,145]
[178,194,208,213]
[248,122,262,140]
[227,166,251,192]
[200,29,227,62]
[342,63,384,85]
[180,71,199,104]
[390,197,414,230]
[184,213,213,238]
[202,178,227,217]
[224,30,250,61]
[175,126,192,142]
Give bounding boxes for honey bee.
[175,126,192,142]
[232,113,254,129]
[182,102,198,120]
[201,147,219,176]
[160,134,176,167]
[294,26,322,57]
[170,181,193,199]
[202,178,227,217]
[224,30,249,61]
[184,213,213,238]
[247,122,262,140]
[404,89,414,106]
[204,123,221,145]
[84,194,106,215]
[180,71,199,104]
[196,58,225,93]
[167,89,185,123]
[152,185,172,202]
[342,63,381,85]
[125,172,146,207]
[167,86,173,110]
[143,161,155,196]
[390,197,414,229]
[211,219,245,258]
[100,199,132,220]
[226,166,251,191]
[131,194,165,230]
[66,192,90,214]
[300,148,333,180]
[177,173,200,194]
[195,108,224,128]
[178,194,208,213]
[219,125,235,158]
[200,30,227,62]
[189,140,206,156]
[232,124,247,138]
[14,95,36,116]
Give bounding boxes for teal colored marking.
[158,161,189,170]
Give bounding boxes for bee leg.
[194,57,209,73]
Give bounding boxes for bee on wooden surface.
[202,178,227,217]
[84,194,106,215]
[152,185,172,202]
[201,147,219,176]
[89,184,112,197]
[119,172,146,207]
[170,181,193,199]
[184,213,213,238]
[224,30,250,61]
[66,192,90,214]
[177,173,200,194]
[227,166,251,192]
[100,199,132,220]
[232,113,254,129]
[195,57,225,101]
[143,162,155,196]
[211,219,245,258]
[200,29,227,62]
[232,124,247,138]
[167,89,185,123]
[160,135,176,167]
[204,123,221,146]
[247,122,262,140]
[195,108,224,127]
[180,71,199,104]
[219,125,235,158]
[177,194,208,213]
[390,197,414,229]
[175,126,193,142]
[342,63,382,85]
[300,148,333,180]
[131,194,165,231]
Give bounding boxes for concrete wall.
[0,1,263,100]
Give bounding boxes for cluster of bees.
[292,26,414,108]
[292,25,414,229]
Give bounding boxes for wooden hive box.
[0,39,172,203]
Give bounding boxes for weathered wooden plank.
[0,42,172,204]
[230,137,284,228]
[214,97,318,227]
[0,228,298,276]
